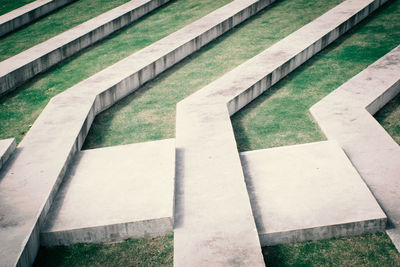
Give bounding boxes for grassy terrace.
[1,0,399,265]
[0,0,133,61]
[0,0,232,143]
[84,0,344,149]
[375,93,400,145]
[0,0,35,15]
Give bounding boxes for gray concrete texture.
[173,0,387,265]
[0,0,275,266]
[240,141,386,246]
[0,138,16,171]
[310,45,400,251]
[0,0,76,38]
[0,0,171,96]
[41,139,175,246]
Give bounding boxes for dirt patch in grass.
[34,235,173,267]
[375,93,400,145]
[263,232,400,266]
[231,0,400,152]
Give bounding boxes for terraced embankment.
[375,93,400,145]
[84,0,344,149]
[0,0,232,143]
[231,0,400,151]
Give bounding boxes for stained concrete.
[0,0,170,96]
[310,45,400,251]
[41,139,175,246]
[0,1,274,265]
[0,0,75,37]
[0,138,16,171]
[174,0,386,265]
[241,141,387,246]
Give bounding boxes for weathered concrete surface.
[0,0,274,266]
[174,103,265,266]
[241,141,387,246]
[41,139,175,246]
[0,0,170,96]
[0,0,75,38]
[310,45,400,251]
[174,0,386,265]
[0,138,16,171]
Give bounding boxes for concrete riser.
[227,0,386,115]
[0,0,170,96]
[41,218,173,247]
[0,0,76,38]
[261,219,387,246]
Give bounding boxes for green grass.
[231,0,400,152]
[0,0,35,15]
[0,0,232,143]
[84,0,344,149]
[375,93,400,145]
[34,235,173,267]
[0,0,132,61]
[263,232,400,266]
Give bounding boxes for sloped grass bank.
[0,0,131,61]
[0,0,231,143]
[84,0,344,149]
[0,0,35,15]
[375,93,400,145]
[231,0,400,152]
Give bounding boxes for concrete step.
[310,45,400,251]
[174,0,387,265]
[241,141,386,246]
[0,0,171,96]
[0,0,76,38]
[0,138,16,171]
[41,139,175,246]
[0,0,275,265]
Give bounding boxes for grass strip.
[84,0,344,149]
[263,232,400,266]
[0,0,232,143]
[0,0,35,15]
[231,0,400,152]
[0,0,132,61]
[375,93,400,145]
[34,234,173,267]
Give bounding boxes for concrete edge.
[0,0,170,96]
[0,138,16,170]
[0,0,76,37]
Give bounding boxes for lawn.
[0,0,132,61]
[0,0,35,15]
[375,93,400,145]
[0,0,232,143]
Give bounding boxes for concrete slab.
[0,0,170,96]
[0,0,76,37]
[41,139,175,246]
[240,141,386,246]
[174,0,386,265]
[0,1,274,265]
[0,138,16,171]
[310,45,400,251]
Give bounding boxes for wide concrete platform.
[174,0,386,265]
[0,138,16,171]
[0,0,170,96]
[41,139,175,246]
[310,45,400,251]
[0,1,274,265]
[240,141,387,246]
[0,0,75,37]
